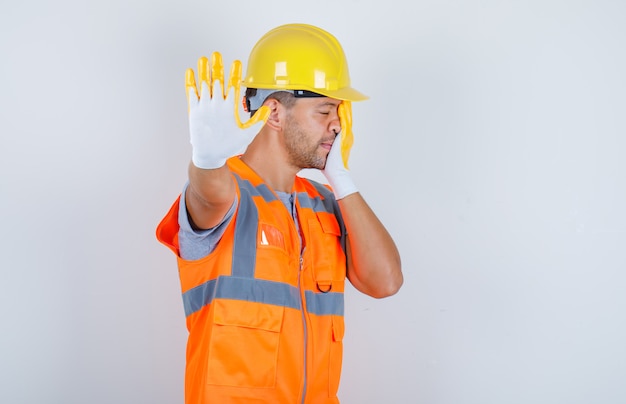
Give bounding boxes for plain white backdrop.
[1,0,625,403]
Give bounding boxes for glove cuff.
[327,170,358,200]
[191,153,227,170]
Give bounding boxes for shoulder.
[296,176,342,219]
[297,176,335,200]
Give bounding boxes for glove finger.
[198,56,210,87]
[211,51,225,99]
[341,130,354,169]
[239,105,270,147]
[240,105,270,130]
[212,80,223,107]
[200,82,211,108]
[338,102,354,169]
[227,60,246,128]
[328,131,343,164]
[344,100,353,127]
[185,68,199,112]
[227,59,242,95]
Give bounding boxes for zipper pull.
[299,247,306,271]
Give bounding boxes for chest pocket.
[207,298,284,388]
[307,212,346,292]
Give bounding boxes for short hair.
[245,88,297,117]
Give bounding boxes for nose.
[329,112,341,136]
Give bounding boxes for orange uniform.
[157,157,347,404]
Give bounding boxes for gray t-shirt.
[178,182,298,261]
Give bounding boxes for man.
[157,23,403,404]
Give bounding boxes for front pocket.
[258,222,287,252]
[308,213,346,291]
[207,298,284,388]
[328,315,345,397]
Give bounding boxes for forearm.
[339,192,403,298]
[186,162,236,230]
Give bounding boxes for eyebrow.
[316,101,340,108]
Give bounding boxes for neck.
[240,127,300,192]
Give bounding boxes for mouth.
[320,137,335,151]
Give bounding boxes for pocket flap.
[213,299,284,333]
[332,315,345,342]
[316,212,340,236]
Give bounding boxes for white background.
[2,0,625,403]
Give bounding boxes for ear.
[263,98,286,131]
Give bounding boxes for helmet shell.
[243,24,368,101]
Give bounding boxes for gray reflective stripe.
[231,184,258,278]
[297,193,330,213]
[234,174,277,202]
[235,174,335,213]
[256,183,276,202]
[298,180,347,254]
[183,276,302,317]
[305,290,345,316]
[183,279,217,316]
[309,180,339,213]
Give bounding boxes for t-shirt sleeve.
[178,182,237,261]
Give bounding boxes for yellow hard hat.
[243,23,368,101]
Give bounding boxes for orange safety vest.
[156,157,347,404]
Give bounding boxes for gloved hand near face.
[186,52,269,169]
[323,100,358,200]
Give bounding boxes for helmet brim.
[315,86,369,102]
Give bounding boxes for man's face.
[283,97,342,170]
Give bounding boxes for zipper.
[288,191,308,404]
[298,251,308,404]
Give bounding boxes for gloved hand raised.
[322,101,358,200]
[186,52,270,169]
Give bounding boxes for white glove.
[186,52,269,169]
[322,130,358,200]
